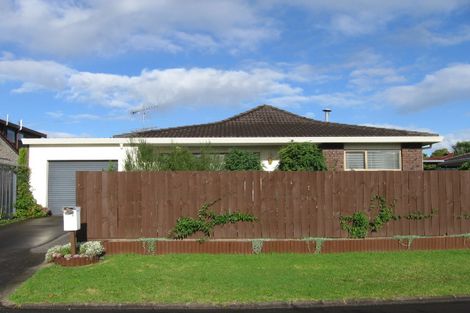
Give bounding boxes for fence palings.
[76,171,470,240]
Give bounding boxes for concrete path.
[0,217,66,301]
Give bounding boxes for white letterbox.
[63,207,81,231]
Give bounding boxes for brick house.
[23,105,441,214]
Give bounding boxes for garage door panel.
[48,161,116,215]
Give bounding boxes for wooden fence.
[76,171,470,240]
[0,163,16,218]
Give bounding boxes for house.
[22,104,442,215]
[423,153,454,169]
[439,153,470,169]
[0,118,46,166]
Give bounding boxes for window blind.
[346,152,365,169]
[368,150,400,169]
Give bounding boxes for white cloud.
[433,129,470,150]
[0,0,275,56]
[382,64,470,112]
[0,59,73,92]
[0,57,305,110]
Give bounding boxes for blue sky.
[0,0,469,151]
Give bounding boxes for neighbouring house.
[0,118,46,166]
[439,153,470,169]
[22,104,442,215]
[423,153,455,169]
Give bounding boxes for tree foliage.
[15,148,46,218]
[431,148,450,157]
[223,149,262,171]
[124,141,223,171]
[277,142,327,171]
[453,141,470,156]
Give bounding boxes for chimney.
[322,108,332,122]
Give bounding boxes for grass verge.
[9,250,470,305]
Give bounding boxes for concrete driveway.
[0,217,66,301]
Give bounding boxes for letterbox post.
[63,207,81,255]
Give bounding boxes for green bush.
[339,212,369,239]
[15,148,46,218]
[453,141,470,156]
[278,142,327,171]
[223,149,262,171]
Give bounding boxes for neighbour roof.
[440,153,470,167]
[0,119,47,138]
[115,104,438,138]
[423,153,455,163]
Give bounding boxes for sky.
[0,0,469,152]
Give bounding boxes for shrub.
[79,241,105,257]
[15,148,47,218]
[223,149,262,171]
[339,212,369,239]
[278,142,327,171]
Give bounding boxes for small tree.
[15,148,45,218]
[223,149,262,171]
[278,142,327,171]
[453,141,470,156]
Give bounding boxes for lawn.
[10,250,470,305]
[0,217,28,226]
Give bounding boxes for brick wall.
[321,143,344,171]
[401,143,423,171]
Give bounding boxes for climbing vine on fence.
[169,199,257,241]
[339,195,397,238]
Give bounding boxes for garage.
[48,160,117,215]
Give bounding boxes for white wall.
[28,144,127,207]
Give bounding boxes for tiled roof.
[115,105,438,138]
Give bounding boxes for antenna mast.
[130,104,158,123]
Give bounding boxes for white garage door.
[48,161,117,215]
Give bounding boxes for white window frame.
[344,149,402,171]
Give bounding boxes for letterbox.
[63,207,81,231]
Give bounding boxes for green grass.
[10,250,470,305]
[0,217,28,226]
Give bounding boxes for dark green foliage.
[169,199,257,241]
[402,209,438,220]
[453,141,470,156]
[278,142,327,171]
[223,149,262,171]
[339,195,396,238]
[459,161,470,170]
[15,148,46,218]
[431,148,450,157]
[125,141,223,171]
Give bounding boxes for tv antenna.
[130,104,158,124]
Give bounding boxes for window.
[6,129,15,143]
[345,150,400,170]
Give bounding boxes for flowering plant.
[45,241,105,263]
